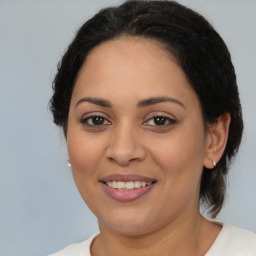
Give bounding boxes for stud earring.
[212,160,216,167]
[67,159,71,167]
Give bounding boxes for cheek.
[67,128,106,178]
[149,124,206,179]
[67,130,106,208]
[147,129,206,212]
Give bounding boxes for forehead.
[71,37,199,110]
[82,36,177,75]
[86,36,176,64]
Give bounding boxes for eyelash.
[80,115,112,127]
[143,115,176,127]
[80,114,176,129]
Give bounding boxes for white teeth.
[125,181,134,190]
[106,180,153,190]
[112,181,118,189]
[117,181,126,190]
[134,181,141,188]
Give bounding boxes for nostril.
[105,129,146,164]
[107,155,141,166]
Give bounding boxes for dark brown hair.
[50,0,243,217]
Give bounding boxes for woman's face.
[67,37,211,235]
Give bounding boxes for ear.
[203,112,231,169]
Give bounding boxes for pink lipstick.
[99,174,157,202]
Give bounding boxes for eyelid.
[143,112,176,126]
[80,112,112,126]
[144,111,176,121]
[80,111,110,119]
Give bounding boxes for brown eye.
[91,116,105,125]
[80,115,111,126]
[154,116,168,125]
[145,115,176,127]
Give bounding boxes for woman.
[49,0,256,255]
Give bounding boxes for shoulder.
[48,233,98,256]
[206,223,256,256]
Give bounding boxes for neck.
[91,213,221,256]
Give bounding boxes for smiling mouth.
[99,174,157,202]
[102,180,156,190]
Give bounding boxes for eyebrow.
[75,96,185,109]
[75,97,113,108]
[137,96,185,109]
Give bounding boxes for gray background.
[0,0,255,255]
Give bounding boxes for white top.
[49,224,256,256]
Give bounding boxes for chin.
[98,208,158,236]
[104,220,153,236]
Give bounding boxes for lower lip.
[101,183,156,202]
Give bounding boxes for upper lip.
[99,174,157,183]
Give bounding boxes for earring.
[212,160,216,167]
[67,159,71,167]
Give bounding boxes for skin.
[67,37,230,256]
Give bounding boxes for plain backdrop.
[0,0,256,255]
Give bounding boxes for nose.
[106,124,146,166]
